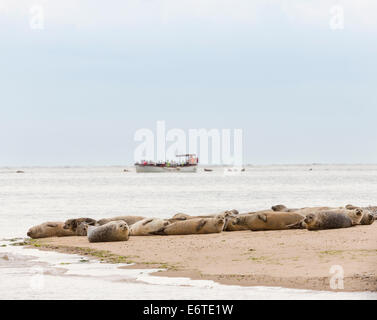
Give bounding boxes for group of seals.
[26,210,237,240]
[345,205,376,225]
[27,215,145,239]
[63,218,97,236]
[26,203,375,240]
[270,204,373,230]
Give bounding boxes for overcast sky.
[1,0,377,166]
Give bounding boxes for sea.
[0,164,377,299]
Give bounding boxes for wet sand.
[31,223,377,292]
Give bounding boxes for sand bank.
[30,223,377,292]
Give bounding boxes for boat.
[204,168,213,172]
[135,154,198,173]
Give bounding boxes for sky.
[1,0,377,166]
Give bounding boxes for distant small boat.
[16,170,24,174]
[204,168,213,172]
[135,154,198,173]
[225,167,246,173]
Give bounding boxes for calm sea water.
[1,165,377,299]
[1,164,377,238]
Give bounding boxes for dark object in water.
[16,170,24,173]
[204,168,213,172]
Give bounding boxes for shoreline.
[24,224,377,293]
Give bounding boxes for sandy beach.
[28,223,377,292]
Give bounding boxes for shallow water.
[1,241,376,300]
[1,165,377,299]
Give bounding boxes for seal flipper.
[142,219,154,226]
[196,219,207,232]
[84,218,97,226]
[149,227,167,235]
[286,220,306,229]
[47,223,58,228]
[257,214,267,222]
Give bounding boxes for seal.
[225,214,250,231]
[171,209,238,220]
[153,214,225,235]
[364,206,377,218]
[75,222,91,236]
[169,210,237,230]
[27,222,76,239]
[271,205,289,212]
[169,213,191,222]
[87,220,130,242]
[244,209,276,215]
[344,205,375,225]
[63,218,97,234]
[288,206,338,216]
[304,211,354,231]
[225,209,239,215]
[130,218,170,236]
[360,211,375,225]
[97,216,145,226]
[271,207,362,226]
[333,208,363,225]
[232,212,306,231]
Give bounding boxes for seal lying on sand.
[97,216,145,226]
[244,209,276,215]
[169,210,237,230]
[304,211,356,231]
[130,218,170,236]
[225,210,279,231]
[345,204,376,224]
[27,222,76,239]
[75,222,91,236]
[171,209,238,220]
[154,215,225,235]
[225,214,250,231]
[87,220,130,242]
[360,211,375,225]
[63,218,97,235]
[232,212,306,231]
[330,209,363,225]
[169,213,192,222]
[274,206,336,215]
[364,206,377,218]
[273,206,363,224]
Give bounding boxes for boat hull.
[135,165,197,173]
